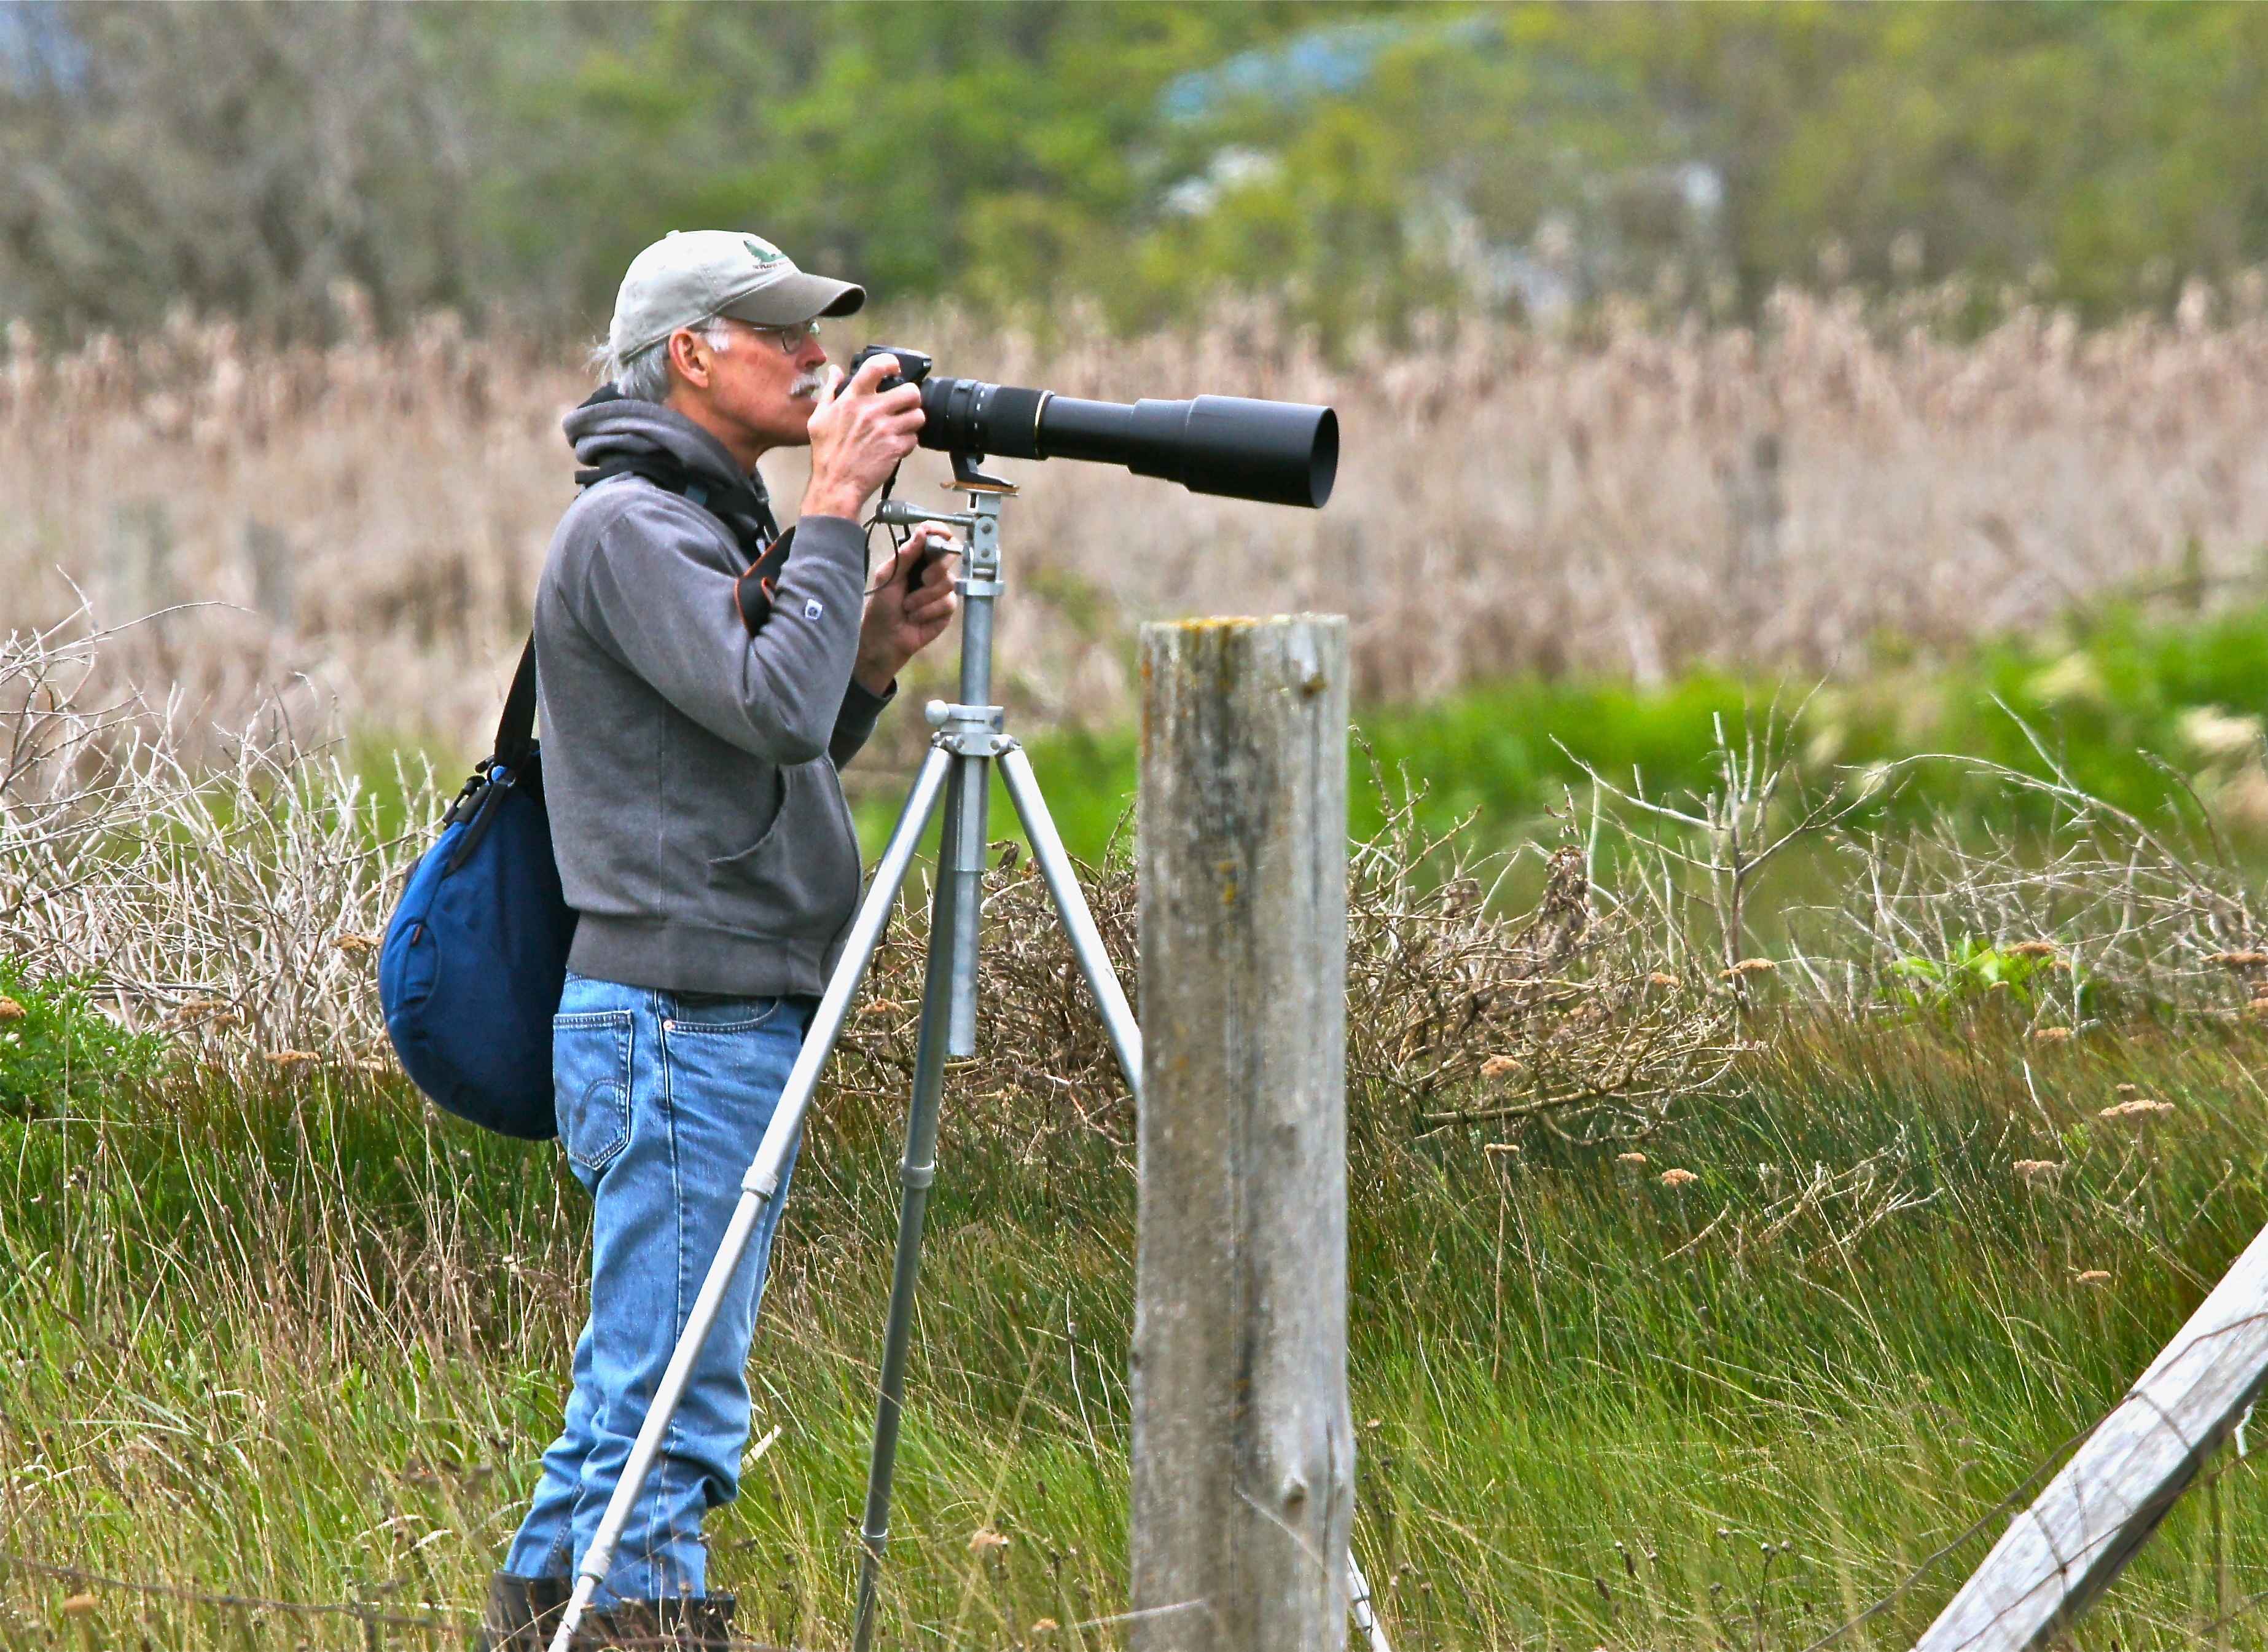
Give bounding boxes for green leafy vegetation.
[0,960,166,1117]
[9,5,2268,339]
[1887,936,2090,1020]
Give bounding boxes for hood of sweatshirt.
[561,389,768,504]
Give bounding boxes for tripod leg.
[997,745,1143,1103]
[1349,1553,1392,1652]
[851,753,974,1652]
[1007,746,1399,1648]
[547,746,952,1652]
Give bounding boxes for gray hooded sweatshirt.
[536,395,892,998]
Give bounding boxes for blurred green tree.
[1632,3,2268,315]
[4,1,2267,342]
[448,3,1363,328]
[0,2,468,336]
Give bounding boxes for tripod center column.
[945,489,1009,1054]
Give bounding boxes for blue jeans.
[504,972,812,1602]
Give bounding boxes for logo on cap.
[745,236,784,266]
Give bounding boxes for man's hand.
[854,525,961,694]
[802,353,923,521]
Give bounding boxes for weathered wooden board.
[1914,1219,2268,1652]
[1132,616,1353,1652]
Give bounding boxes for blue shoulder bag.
[380,638,576,1138]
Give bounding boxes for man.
[483,230,960,1651]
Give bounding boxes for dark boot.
[573,1594,735,1651]
[477,1573,571,1652]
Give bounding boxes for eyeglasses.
[727,318,822,354]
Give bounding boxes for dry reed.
[8,283,2268,755]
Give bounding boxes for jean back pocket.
[554,1009,634,1173]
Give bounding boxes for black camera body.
[842,345,1335,509]
[845,345,934,395]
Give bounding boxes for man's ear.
[667,327,713,391]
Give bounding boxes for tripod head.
[871,487,1010,714]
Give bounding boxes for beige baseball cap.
[608,230,865,360]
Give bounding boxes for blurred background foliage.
[4,0,2268,344]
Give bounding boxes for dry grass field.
[8,281,2268,756]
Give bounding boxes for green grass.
[21,597,2268,1647]
[860,599,2268,869]
[6,996,2268,1649]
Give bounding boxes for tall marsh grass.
[8,981,2268,1648]
[7,627,2268,1645]
[10,283,2268,754]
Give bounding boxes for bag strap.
[576,452,781,548]
[735,526,796,635]
[440,635,539,854]
[493,632,539,772]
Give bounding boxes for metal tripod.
[548,477,1389,1652]
[546,479,1143,1652]
[840,487,1144,1652]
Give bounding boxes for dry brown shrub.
[829,839,1143,1155]
[0,616,429,1057]
[10,285,2268,756]
[1343,789,1739,1146]
[831,768,1739,1154]
[0,624,1734,1146]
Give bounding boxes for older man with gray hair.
[480,230,960,1651]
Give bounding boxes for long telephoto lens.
[917,376,1338,508]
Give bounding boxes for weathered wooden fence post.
[1132,616,1353,1652]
